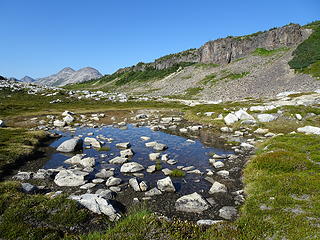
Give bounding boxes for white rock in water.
[157,176,175,192]
[297,126,320,135]
[153,143,167,151]
[120,162,145,173]
[56,138,82,152]
[53,120,66,127]
[175,192,210,213]
[120,149,134,158]
[257,114,277,122]
[84,137,101,148]
[70,194,120,221]
[235,109,254,121]
[209,181,227,194]
[145,141,157,147]
[116,142,130,148]
[240,142,255,150]
[149,153,160,160]
[218,206,237,220]
[224,113,239,125]
[109,156,128,164]
[54,170,88,186]
[140,136,150,141]
[106,177,122,187]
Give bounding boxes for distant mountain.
[36,67,102,86]
[20,76,36,82]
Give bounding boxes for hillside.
[66,22,320,101]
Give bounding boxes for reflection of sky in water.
[45,124,233,194]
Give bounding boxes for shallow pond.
[46,124,233,195]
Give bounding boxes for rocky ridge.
[36,67,102,86]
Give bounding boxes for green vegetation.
[169,169,186,177]
[0,89,185,119]
[221,71,250,80]
[289,20,320,77]
[66,62,195,89]
[167,87,203,100]
[0,181,104,240]
[155,160,162,171]
[201,73,217,85]
[253,47,289,56]
[98,146,111,151]
[0,128,47,177]
[156,48,197,62]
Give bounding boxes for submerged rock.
[175,192,210,213]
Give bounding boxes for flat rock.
[257,114,277,122]
[84,137,101,148]
[120,162,145,173]
[54,169,88,187]
[224,113,239,125]
[153,143,167,151]
[149,153,160,160]
[95,169,114,178]
[297,126,320,135]
[116,142,130,149]
[109,156,128,164]
[145,141,157,147]
[175,192,210,213]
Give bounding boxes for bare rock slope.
[37,67,102,86]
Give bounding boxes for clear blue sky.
[1,0,319,79]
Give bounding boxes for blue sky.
[0,0,319,79]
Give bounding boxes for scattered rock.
[70,194,120,221]
[21,183,38,193]
[196,220,223,226]
[120,149,134,158]
[218,206,237,220]
[95,169,114,178]
[109,156,128,164]
[257,114,277,122]
[84,137,101,148]
[175,192,210,213]
[224,113,239,125]
[116,142,130,148]
[209,181,227,194]
[56,138,83,152]
[54,169,88,187]
[129,178,141,191]
[120,162,145,173]
[297,126,320,135]
[145,187,162,197]
[149,153,161,160]
[153,143,167,151]
[106,177,122,187]
[53,120,66,127]
[157,177,175,192]
[0,120,5,128]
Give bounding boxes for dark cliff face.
[199,24,310,64]
[115,24,311,74]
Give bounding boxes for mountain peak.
[58,67,75,74]
[20,76,35,82]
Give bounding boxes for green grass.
[221,72,250,80]
[155,160,162,171]
[289,20,320,77]
[0,181,105,240]
[253,47,289,56]
[167,87,203,100]
[169,169,186,177]
[201,73,217,85]
[0,89,185,119]
[156,48,197,62]
[0,128,47,177]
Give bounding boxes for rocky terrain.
[66,22,320,103]
[36,67,102,86]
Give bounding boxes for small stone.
[105,177,122,187]
[157,177,175,192]
[209,181,227,194]
[149,153,160,160]
[120,162,145,173]
[80,183,96,189]
[218,206,237,220]
[21,183,38,193]
[145,187,162,197]
[213,161,225,169]
[109,156,128,164]
[120,149,134,158]
[216,170,229,178]
[116,142,130,148]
